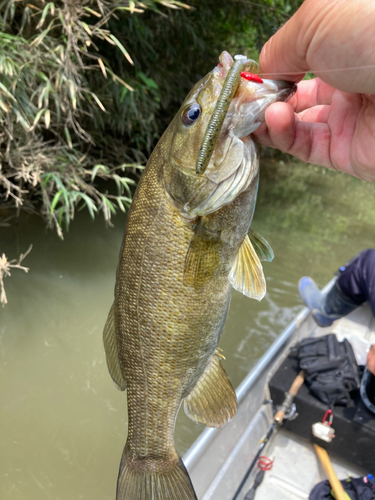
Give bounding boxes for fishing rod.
[231,370,305,500]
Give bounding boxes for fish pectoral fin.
[228,234,266,301]
[248,227,274,262]
[103,303,126,391]
[183,350,237,428]
[183,235,221,288]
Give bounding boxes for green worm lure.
[195,55,259,175]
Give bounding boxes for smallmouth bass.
[103,51,295,500]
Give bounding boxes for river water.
[1,160,374,500]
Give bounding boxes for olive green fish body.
[103,51,296,500]
[114,146,245,499]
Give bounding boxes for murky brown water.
[1,161,374,500]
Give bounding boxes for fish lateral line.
[195,56,258,176]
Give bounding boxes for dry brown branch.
[0,0,190,236]
[0,244,32,306]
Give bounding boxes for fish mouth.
[270,79,297,101]
[230,79,297,139]
[195,51,297,173]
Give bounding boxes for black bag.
[309,476,375,500]
[298,334,361,406]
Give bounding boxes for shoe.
[298,277,324,311]
[298,277,358,328]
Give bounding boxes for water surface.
[1,161,374,500]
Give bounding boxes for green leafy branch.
[0,0,188,236]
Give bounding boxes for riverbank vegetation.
[0,0,189,238]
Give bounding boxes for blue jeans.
[338,249,375,316]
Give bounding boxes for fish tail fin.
[116,447,197,500]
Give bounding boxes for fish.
[103,51,295,500]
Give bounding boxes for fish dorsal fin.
[248,227,274,262]
[183,349,237,428]
[228,234,266,301]
[184,235,221,288]
[103,303,126,391]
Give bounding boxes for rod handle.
[274,370,305,423]
[314,445,350,500]
[289,370,305,396]
[274,409,285,424]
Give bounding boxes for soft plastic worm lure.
[195,55,259,175]
[240,72,263,83]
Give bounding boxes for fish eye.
[182,104,202,126]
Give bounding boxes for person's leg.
[299,277,359,327]
[337,248,375,316]
[298,249,375,327]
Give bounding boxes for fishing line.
[261,64,375,78]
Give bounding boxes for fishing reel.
[274,394,298,422]
[283,402,298,421]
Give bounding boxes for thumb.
[259,0,332,82]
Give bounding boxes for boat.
[183,279,375,500]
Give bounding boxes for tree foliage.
[0,0,188,237]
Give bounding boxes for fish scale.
[115,156,231,457]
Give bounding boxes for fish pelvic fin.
[116,449,197,500]
[183,234,221,289]
[184,350,237,428]
[228,234,266,301]
[248,227,274,262]
[103,303,126,391]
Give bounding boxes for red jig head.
[240,72,263,83]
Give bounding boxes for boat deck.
[185,301,375,500]
[246,429,364,500]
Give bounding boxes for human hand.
[367,345,375,376]
[253,0,375,181]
